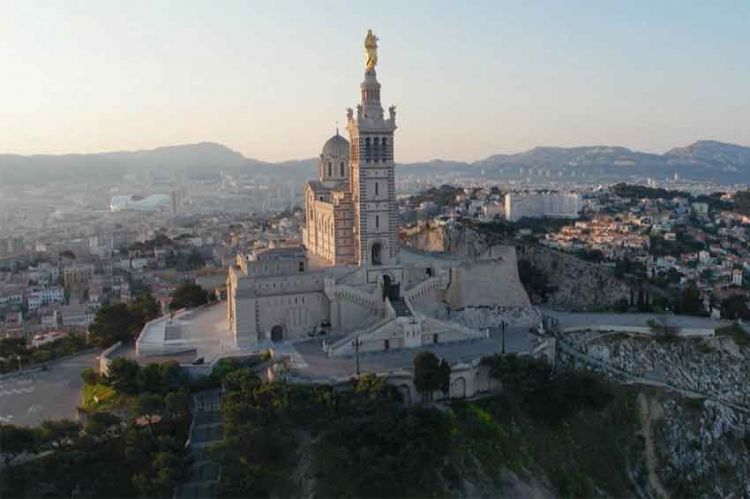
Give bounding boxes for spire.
[360,30,383,120]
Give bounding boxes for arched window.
[381,138,388,161]
[371,242,382,266]
[364,137,371,162]
[340,162,345,176]
[327,161,332,177]
[373,137,380,162]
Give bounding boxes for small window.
[375,182,379,196]
[327,161,332,176]
[340,162,345,176]
[375,215,380,228]
[299,261,304,272]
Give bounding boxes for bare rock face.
[516,244,631,311]
[657,399,750,497]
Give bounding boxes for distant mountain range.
[1,140,749,186]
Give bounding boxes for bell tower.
[347,30,400,283]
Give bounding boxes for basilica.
[225,31,495,356]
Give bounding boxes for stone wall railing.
[99,341,123,375]
[334,283,383,313]
[403,275,449,302]
[558,324,715,337]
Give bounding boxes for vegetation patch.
[716,323,750,347]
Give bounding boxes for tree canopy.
[169,283,209,311]
[413,351,451,402]
[88,291,161,347]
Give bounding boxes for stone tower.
[346,30,399,279]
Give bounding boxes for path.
[177,389,223,499]
[637,393,669,499]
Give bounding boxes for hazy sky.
[2,0,749,162]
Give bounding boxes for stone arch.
[397,384,412,405]
[371,241,383,266]
[270,324,283,342]
[453,377,467,399]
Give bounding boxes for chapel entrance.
[371,242,382,266]
[270,325,283,342]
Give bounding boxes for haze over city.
[4,3,750,497]
[2,0,749,163]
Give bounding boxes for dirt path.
[637,393,669,499]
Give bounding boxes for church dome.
[321,133,349,158]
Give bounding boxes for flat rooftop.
[136,303,234,363]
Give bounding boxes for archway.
[270,325,283,342]
[453,377,467,399]
[397,384,412,405]
[371,242,382,266]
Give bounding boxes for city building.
[504,191,581,221]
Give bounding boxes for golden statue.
[364,29,378,71]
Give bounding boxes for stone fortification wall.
[404,223,532,310]
[445,247,531,309]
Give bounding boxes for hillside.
[2,140,750,185]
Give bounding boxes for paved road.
[541,309,728,330]
[0,351,99,427]
[287,325,533,380]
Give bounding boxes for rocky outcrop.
[517,245,631,311]
[657,398,750,497]
[559,330,750,497]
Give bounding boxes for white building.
[732,268,743,287]
[504,191,581,222]
[26,286,65,310]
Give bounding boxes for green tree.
[130,291,161,323]
[676,283,704,316]
[136,362,162,393]
[134,393,164,432]
[169,283,209,311]
[80,367,99,386]
[164,391,191,420]
[0,425,37,468]
[721,294,750,320]
[438,359,451,397]
[39,420,80,450]
[413,351,448,402]
[106,358,141,394]
[482,354,552,394]
[159,361,188,393]
[84,412,121,437]
[88,303,140,347]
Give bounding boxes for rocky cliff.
[404,222,634,311]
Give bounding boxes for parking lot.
[0,351,98,427]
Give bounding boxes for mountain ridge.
[1,140,749,185]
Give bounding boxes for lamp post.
[501,321,506,355]
[351,337,361,376]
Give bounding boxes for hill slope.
[2,140,749,185]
